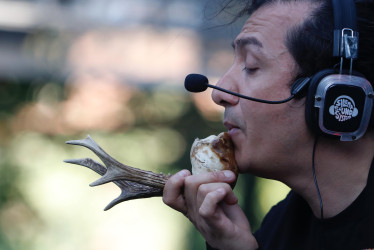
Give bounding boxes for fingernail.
[216,188,225,194]
[223,170,234,179]
[178,170,189,177]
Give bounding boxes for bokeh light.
[0,1,290,249]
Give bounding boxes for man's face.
[212,2,315,177]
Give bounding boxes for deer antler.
[64,133,237,211]
[64,135,170,210]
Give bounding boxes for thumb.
[221,202,251,231]
[222,188,239,205]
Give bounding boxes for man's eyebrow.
[231,37,263,50]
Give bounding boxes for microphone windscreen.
[185,74,208,93]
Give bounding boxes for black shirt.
[207,158,374,250]
[254,158,374,250]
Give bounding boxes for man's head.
[212,1,319,176]
[211,0,374,176]
[223,0,374,84]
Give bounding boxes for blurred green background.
[0,0,290,249]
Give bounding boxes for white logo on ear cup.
[329,95,358,122]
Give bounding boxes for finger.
[221,202,251,231]
[198,188,232,218]
[199,188,245,232]
[198,170,236,185]
[222,186,238,205]
[163,169,191,213]
[184,170,236,200]
[197,183,238,206]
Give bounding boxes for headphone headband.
[304,0,374,141]
[332,0,359,60]
[332,0,357,31]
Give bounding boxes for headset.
[302,0,374,141]
[185,0,374,141]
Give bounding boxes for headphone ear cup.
[305,69,373,140]
[305,69,336,135]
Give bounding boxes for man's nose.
[211,71,240,107]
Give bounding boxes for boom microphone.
[184,73,310,104]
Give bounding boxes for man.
[163,0,374,249]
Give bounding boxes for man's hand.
[163,170,258,250]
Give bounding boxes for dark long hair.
[216,0,374,85]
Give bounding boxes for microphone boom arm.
[207,84,295,104]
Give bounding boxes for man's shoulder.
[254,190,312,241]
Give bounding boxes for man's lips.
[224,121,241,134]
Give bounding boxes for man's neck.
[286,135,374,219]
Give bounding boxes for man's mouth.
[224,121,241,135]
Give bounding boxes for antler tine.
[66,135,169,188]
[64,157,163,210]
[66,135,114,167]
[103,180,163,211]
[64,158,107,176]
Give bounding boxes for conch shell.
[191,132,238,176]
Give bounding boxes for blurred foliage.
[0,79,33,119]
[0,75,290,249]
[0,2,290,246]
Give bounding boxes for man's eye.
[243,67,259,74]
